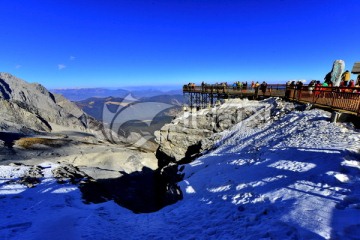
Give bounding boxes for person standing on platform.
[341,70,351,86]
[260,81,267,95]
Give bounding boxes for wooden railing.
[287,86,360,115]
[183,84,287,97]
[183,83,360,115]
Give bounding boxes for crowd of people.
[185,81,268,92]
[284,70,360,94]
[323,70,360,88]
[185,71,360,95]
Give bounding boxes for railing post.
[331,87,336,108]
[292,88,296,100]
[254,87,259,99]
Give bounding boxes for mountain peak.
[0,73,102,136]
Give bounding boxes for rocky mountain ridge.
[0,72,173,213]
[0,72,102,136]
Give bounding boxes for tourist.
[314,81,321,97]
[349,79,355,88]
[324,71,332,85]
[296,81,303,90]
[308,80,316,92]
[251,81,255,89]
[341,70,351,86]
[237,81,242,90]
[354,77,360,93]
[222,82,227,93]
[260,81,267,95]
[232,82,237,90]
[289,81,296,89]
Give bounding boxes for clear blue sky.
[1,0,359,89]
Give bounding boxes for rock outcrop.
[155,98,295,164]
[0,73,103,137]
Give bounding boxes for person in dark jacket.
[296,81,303,90]
[324,72,332,85]
[260,81,267,95]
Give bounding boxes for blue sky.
[0,0,359,89]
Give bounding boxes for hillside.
[0,72,102,136]
[0,98,359,239]
[74,95,183,151]
[74,95,183,122]
[0,72,159,195]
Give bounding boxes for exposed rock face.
[153,98,296,210]
[0,73,103,137]
[52,164,89,184]
[155,98,295,163]
[0,72,183,213]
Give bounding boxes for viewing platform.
[183,84,360,116]
[183,84,286,108]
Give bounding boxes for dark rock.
[52,164,89,184]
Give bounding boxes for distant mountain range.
[0,72,184,151]
[52,89,184,144]
[74,95,183,148]
[51,87,183,101]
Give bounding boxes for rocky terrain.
[1,95,359,239]
[2,73,299,213]
[74,94,182,152]
[155,98,296,164]
[2,72,358,239]
[0,73,160,210]
[0,72,196,213]
[0,73,102,135]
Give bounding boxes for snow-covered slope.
[1,99,359,239]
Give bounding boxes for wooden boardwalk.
[183,84,360,116]
[183,84,286,108]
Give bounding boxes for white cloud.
[70,56,76,61]
[58,64,66,70]
[15,65,22,69]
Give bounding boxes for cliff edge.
[155,98,295,164]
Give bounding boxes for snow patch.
[268,160,316,172]
[186,186,196,194]
[334,173,350,183]
[207,184,231,193]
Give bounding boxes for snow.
[1,99,360,239]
